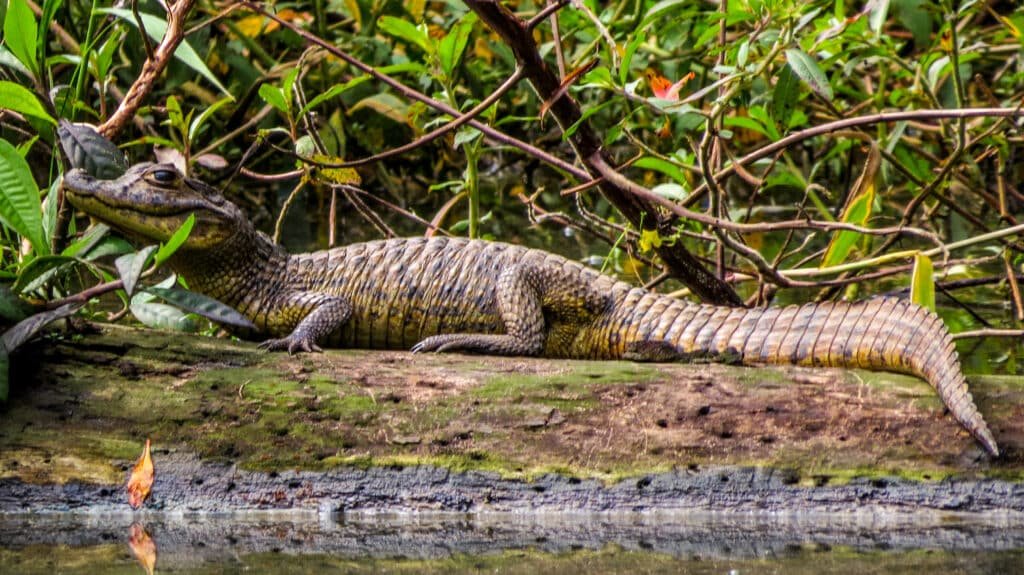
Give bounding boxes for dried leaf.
[128,523,157,575]
[126,438,154,509]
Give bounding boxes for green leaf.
[129,300,197,332]
[0,81,54,125]
[784,49,833,101]
[911,253,935,311]
[0,285,31,322]
[299,62,424,118]
[438,12,476,78]
[3,0,39,76]
[620,30,647,85]
[0,138,47,254]
[0,44,32,78]
[453,126,482,149]
[166,94,186,134]
[115,245,157,297]
[822,145,880,267]
[82,236,134,261]
[153,213,195,268]
[348,93,409,124]
[58,120,128,179]
[258,83,289,115]
[377,16,431,53]
[188,96,233,142]
[1,302,80,354]
[61,222,109,257]
[144,286,256,330]
[12,254,76,294]
[634,157,688,185]
[771,65,800,132]
[99,8,232,96]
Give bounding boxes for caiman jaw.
[63,163,240,248]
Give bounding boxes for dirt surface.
[1,323,1023,514]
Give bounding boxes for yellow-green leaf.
[911,253,935,311]
[821,145,880,268]
[638,229,662,253]
[312,154,361,185]
[348,93,409,124]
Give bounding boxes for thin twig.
[238,1,590,181]
[952,329,1024,340]
[686,107,1024,205]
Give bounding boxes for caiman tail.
[612,295,998,456]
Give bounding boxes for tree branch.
[99,0,198,139]
[465,0,743,305]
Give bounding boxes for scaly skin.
[62,163,1000,456]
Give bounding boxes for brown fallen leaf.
[128,522,157,575]
[126,438,154,509]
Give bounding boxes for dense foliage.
[1,0,1024,394]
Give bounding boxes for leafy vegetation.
[1,0,1024,397]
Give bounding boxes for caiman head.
[63,163,247,250]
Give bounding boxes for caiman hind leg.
[411,263,547,356]
[258,293,352,354]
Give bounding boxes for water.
[1,512,1021,574]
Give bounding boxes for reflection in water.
[0,512,1021,573]
[127,522,156,575]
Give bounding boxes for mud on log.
[1,324,1022,514]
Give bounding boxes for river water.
[1,511,1021,573]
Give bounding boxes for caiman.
[62,163,1000,456]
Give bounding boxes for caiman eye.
[147,168,180,186]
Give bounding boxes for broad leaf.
[100,8,231,96]
[12,255,76,294]
[153,213,195,268]
[784,49,833,101]
[0,302,80,400]
[188,96,234,142]
[0,302,80,354]
[0,285,31,322]
[3,0,39,76]
[57,118,127,177]
[822,145,880,267]
[115,245,158,297]
[911,253,935,311]
[377,16,431,53]
[129,300,197,332]
[348,93,409,124]
[82,236,134,261]
[0,138,47,254]
[144,286,256,330]
[258,83,289,115]
[0,81,54,125]
[771,65,800,131]
[61,222,109,257]
[438,12,476,78]
[634,156,688,185]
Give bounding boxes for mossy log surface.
[2,323,1023,515]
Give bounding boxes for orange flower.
[646,70,695,101]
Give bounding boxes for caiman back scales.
[62,163,1000,456]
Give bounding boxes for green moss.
[4,325,1023,487]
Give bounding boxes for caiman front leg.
[258,293,351,354]
[412,263,546,355]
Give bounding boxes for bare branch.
[99,0,198,139]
